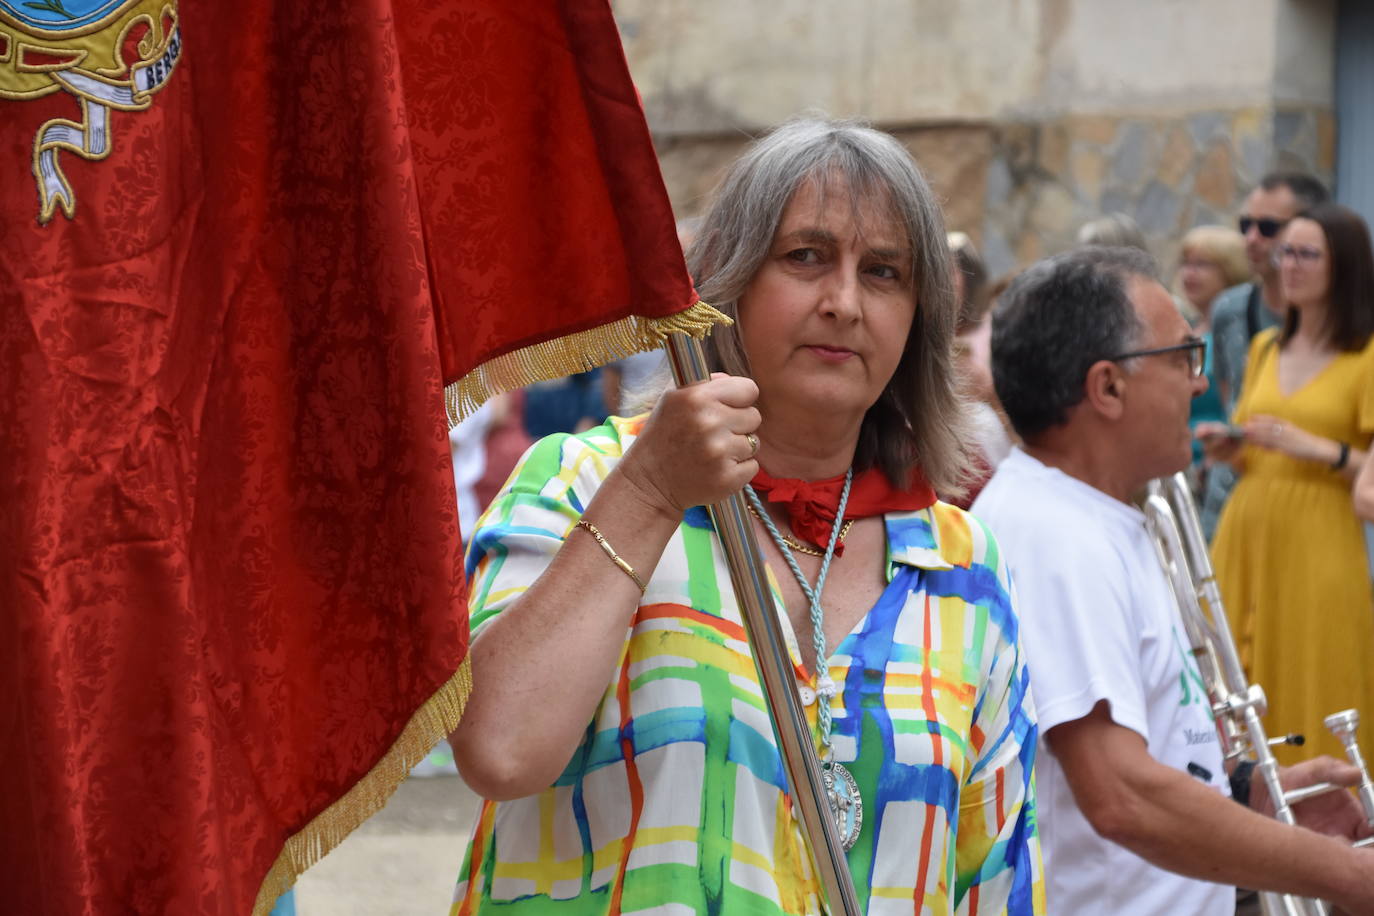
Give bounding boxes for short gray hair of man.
[991,246,1158,442]
[688,116,971,495]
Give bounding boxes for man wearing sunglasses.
[973,247,1374,915]
[1200,172,1329,537]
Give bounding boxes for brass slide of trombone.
[1143,473,1374,916]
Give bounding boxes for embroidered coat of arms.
[1,0,180,223]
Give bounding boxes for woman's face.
[737,176,916,423]
[1277,217,1331,310]
[1177,248,1228,312]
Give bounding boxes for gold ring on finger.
[745,432,760,459]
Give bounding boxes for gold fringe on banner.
[251,657,473,916]
[444,301,731,426]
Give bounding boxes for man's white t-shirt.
[972,448,1232,916]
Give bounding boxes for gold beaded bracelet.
[576,519,647,593]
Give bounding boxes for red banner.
[0,1,705,913]
[403,2,705,413]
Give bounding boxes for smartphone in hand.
[1196,424,1245,447]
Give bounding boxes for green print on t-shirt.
[1173,625,1210,714]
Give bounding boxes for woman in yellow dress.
[1200,202,1374,764]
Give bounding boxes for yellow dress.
[1212,328,1374,764]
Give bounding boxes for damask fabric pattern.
[0,5,468,913]
[2,2,694,914]
[405,6,697,389]
[451,417,1044,915]
[1212,329,1374,765]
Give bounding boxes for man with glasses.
[1200,172,1329,536]
[972,247,1374,914]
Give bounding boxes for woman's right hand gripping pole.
[451,373,761,800]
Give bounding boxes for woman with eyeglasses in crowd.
[1198,202,1374,764]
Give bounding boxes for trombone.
[1142,473,1374,916]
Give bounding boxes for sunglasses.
[1238,216,1287,238]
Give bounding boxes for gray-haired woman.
[449,117,1044,915]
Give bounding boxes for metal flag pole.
[665,333,861,916]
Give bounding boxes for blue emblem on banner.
[0,1,132,32]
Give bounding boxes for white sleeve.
[1010,533,1150,741]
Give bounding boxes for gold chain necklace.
[745,502,854,557]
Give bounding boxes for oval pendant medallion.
[823,761,864,851]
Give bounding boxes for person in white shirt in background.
[971,245,1374,914]
[449,399,495,537]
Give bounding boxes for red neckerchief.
[750,465,937,556]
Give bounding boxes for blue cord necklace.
[745,468,863,851]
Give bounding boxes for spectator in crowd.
[949,230,989,321]
[601,219,701,416]
[1174,225,1250,481]
[449,400,496,537]
[602,349,669,417]
[472,391,533,513]
[1199,202,1374,765]
[522,368,607,439]
[947,231,1012,507]
[1176,224,1250,335]
[1199,172,1330,537]
[1079,212,1217,326]
[974,245,1374,915]
[1076,212,1149,251]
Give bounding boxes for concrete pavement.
[294,775,479,916]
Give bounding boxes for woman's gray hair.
[688,116,973,495]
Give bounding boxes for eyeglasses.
[1106,337,1207,379]
[1273,243,1324,265]
[1238,216,1287,238]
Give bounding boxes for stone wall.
[623,0,1339,278]
[617,0,1317,130]
[978,105,1336,279]
[655,123,995,256]
[615,0,1046,135]
[655,105,1333,281]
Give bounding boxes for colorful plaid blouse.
[452,417,1043,915]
